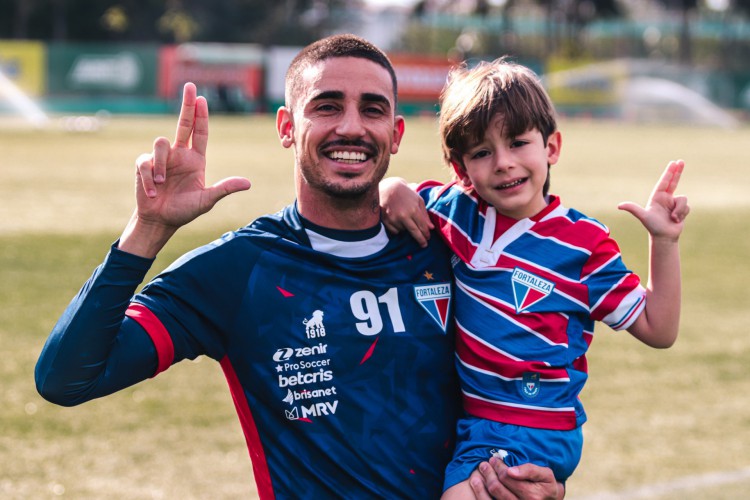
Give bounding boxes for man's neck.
[297,193,381,230]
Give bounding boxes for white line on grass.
[574,466,750,499]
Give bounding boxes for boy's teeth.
[500,179,523,188]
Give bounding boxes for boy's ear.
[546,130,562,165]
[450,160,472,187]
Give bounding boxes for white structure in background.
[0,69,49,127]
[543,59,739,128]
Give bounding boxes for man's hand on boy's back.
[469,458,564,500]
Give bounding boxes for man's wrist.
[118,212,178,259]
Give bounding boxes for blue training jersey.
[37,204,459,499]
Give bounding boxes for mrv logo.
[285,400,339,421]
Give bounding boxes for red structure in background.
[159,43,264,112]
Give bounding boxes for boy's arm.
[379,177,433,248]
[619,160,690,348]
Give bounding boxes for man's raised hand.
[121,83,251,258]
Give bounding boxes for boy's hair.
[439,58,557,194]
[284,34,398,111]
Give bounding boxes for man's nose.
[335,106,366,138]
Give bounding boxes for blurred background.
[3,2,750,499]
[1,0,748,127]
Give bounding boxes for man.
[35,34,560,499]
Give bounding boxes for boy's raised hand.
[134,82,251,230]
[618,160,689,240]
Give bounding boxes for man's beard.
[298,154,389,201]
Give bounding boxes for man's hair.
[439,58,557,194]
[284,34,398,111]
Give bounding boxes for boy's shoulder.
[539,198,617,251]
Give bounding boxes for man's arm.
[35,83,251,404]
[35,246,159,405]
[619,160,689,348]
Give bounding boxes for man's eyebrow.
[362,93,391,108]
[310,90,344,102]
[309,90,391,108]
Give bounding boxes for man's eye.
[316,103,338,112]
[364,106,385,116]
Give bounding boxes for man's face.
[277,56,404,201]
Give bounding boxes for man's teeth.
[329,151,367,162]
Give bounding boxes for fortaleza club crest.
[511,268,554,313]
[414,283,452,332]
[521,372,541,399]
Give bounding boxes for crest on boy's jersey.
[521,372,541,399]
[413,283,452,332]
[511,268,554,313]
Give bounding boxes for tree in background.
[0,0,352,44]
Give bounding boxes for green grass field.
[2,114,749,499]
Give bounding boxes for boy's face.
[458,113,561,220]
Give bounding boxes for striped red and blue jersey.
[36,204,459,499]
[417,181,646,430]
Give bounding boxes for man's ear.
[276,107,294,149]
[390,115,406,155]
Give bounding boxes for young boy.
[380,58,689,496]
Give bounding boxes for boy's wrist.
[650,234,681,245]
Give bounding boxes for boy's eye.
[511,140,527,148]
[471,150,490,159]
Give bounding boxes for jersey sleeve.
[35,243,161,406]
[129,232,259,368]
[582,224,646,330]
[415,180,486,264]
